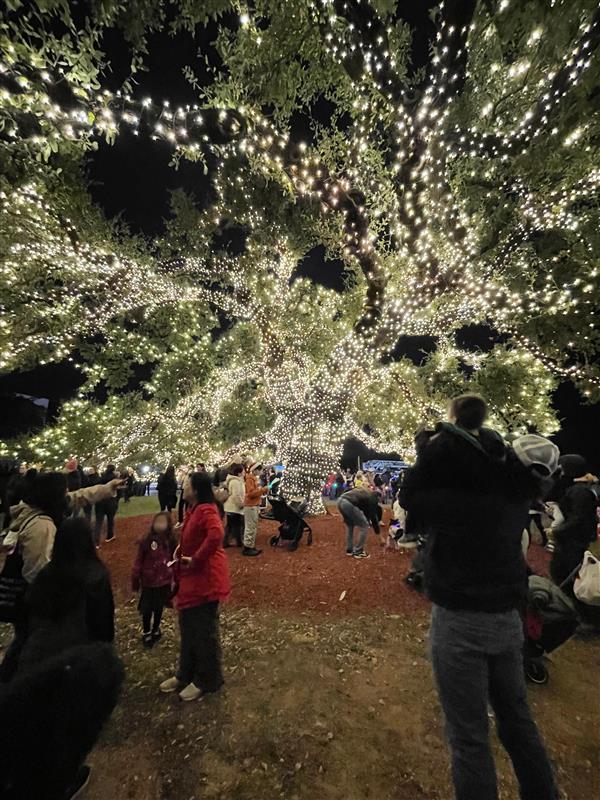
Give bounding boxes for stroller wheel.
[525,660,549,685]
[269,535,279,547]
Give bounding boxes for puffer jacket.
[131,533,176,591]
[174,503,230,610]
[2,484,116,583]
[223,474,245,515]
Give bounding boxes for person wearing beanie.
[242,462,267,557]
[550,454,599,586]
[400,397,559,800]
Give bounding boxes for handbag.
[0,547,28,623]
[573,551,600,606]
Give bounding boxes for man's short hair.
[450,394,487,431]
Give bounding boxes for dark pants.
[159,497,175,513]
[224,513,244,546]
[94,500,117,544]
[0,612,28,683]
[530,515,548,546]
[178,495,187,524]
[430,605,558,800]
[142,608,163,634]
[177,602,223,692]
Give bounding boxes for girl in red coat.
[159,472,230,702]
[131,511,176,648]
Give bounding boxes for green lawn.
[116,496,160,518]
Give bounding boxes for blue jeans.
[337,497,369,553]
[430,605,558,800]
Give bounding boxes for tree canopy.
[1,0,599,506]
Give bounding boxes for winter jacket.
[400,422,540,613]
[339,488,381,534]
[223,474,245,515]
[174,503,230,610]
[131,533,176,591]
[18,557,115,672]
[2,484,117,583]
[244,473,266,507]
[555,480,599,547]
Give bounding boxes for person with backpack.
[131,511,177,647]
[550,454,599,586]
[400,396,560,800]
[223,464,245,547]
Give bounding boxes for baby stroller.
[267,496,313,551]
[524,574,579,684]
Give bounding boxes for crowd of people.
[0,394,598,800]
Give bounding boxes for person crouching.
[131,512,176,648]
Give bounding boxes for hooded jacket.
[174,503,230,610]
[223,474,245,515]
[400,422,540,613]
[2,484,117,583]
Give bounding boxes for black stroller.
[524,574,579,684]
[267,497,313,551]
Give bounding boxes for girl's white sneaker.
[179,682,202,702]
[159,676,181,693]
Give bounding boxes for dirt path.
[100,509,550,614]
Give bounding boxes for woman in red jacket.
[159,472,230,702]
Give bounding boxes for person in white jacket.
[223,464,245,547]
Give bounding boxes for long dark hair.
[189,471,217,505]
[52,517,99,564]
[29,472,69,527]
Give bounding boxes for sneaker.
[159,676,181,693]
[179,682,202,702]
[65,765,91,799]
[105,536,115,544]
[142,632,153,648]
[345,550,354,556]
[353,550,370,559]
[152,629,162,643]
[242,547,262,557]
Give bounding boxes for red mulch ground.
[102,509,551,616]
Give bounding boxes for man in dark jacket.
[337,487,382,559]
[400,394,559,800]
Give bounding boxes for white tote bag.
[573,551,600,606]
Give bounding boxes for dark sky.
[1,1,599,469]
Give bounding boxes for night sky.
[1,3,599,471]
